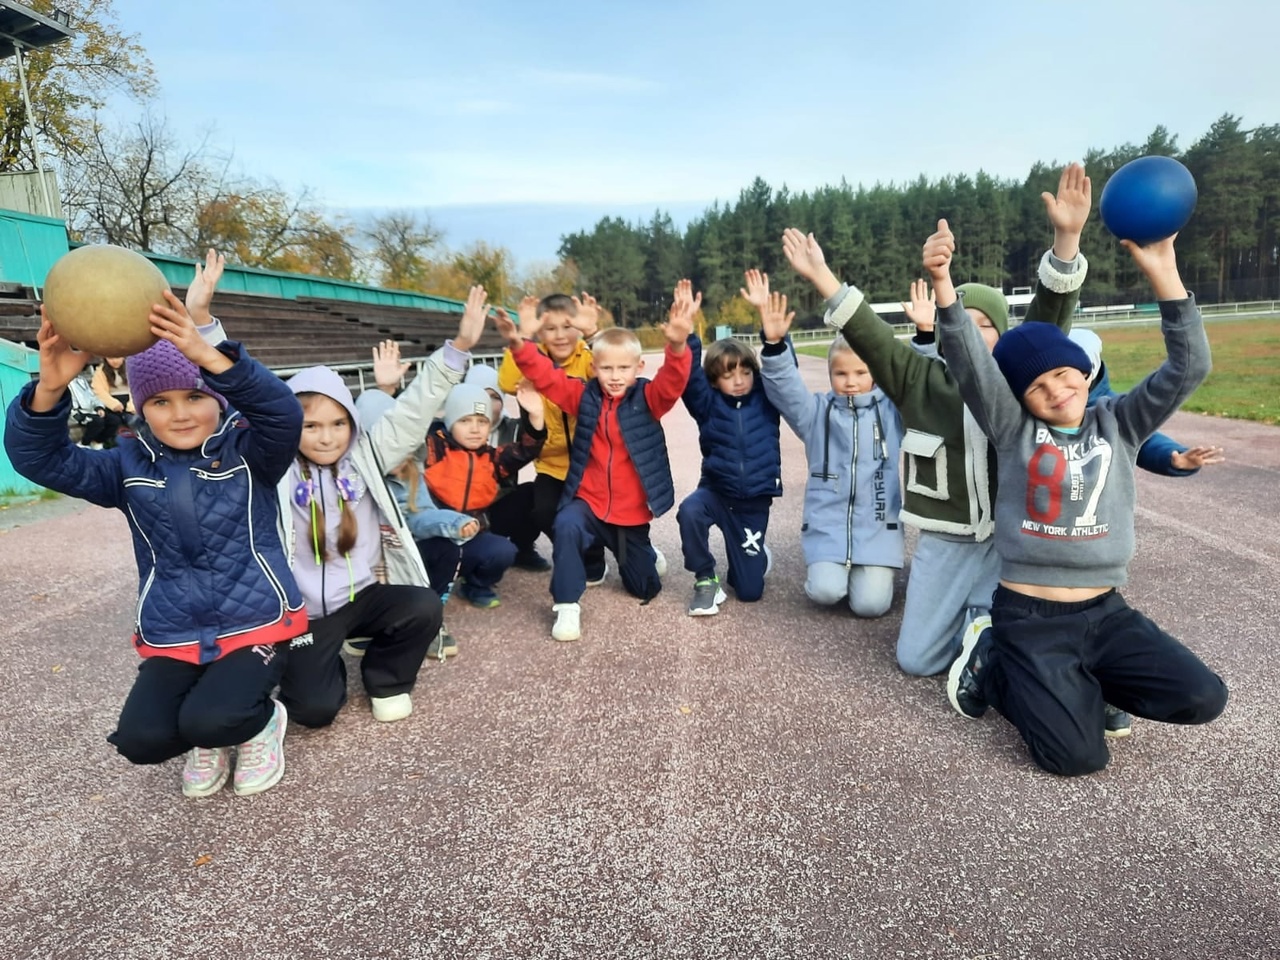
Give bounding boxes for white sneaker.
[654,548,668,577]
[182,745,230,798]
[370,692,413,723]
[585,564,609,587]
[552,602,581,642]
[763,544,773,577]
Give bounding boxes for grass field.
[794,316,1280,425]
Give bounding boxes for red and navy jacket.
[4,342,308,665]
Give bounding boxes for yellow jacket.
[498,339,593,480]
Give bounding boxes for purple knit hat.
[126,339,228,411]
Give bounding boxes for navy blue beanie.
[992,324,1092,398]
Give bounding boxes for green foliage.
[555,114,1280,318]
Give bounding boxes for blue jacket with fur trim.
[4,342,307,665]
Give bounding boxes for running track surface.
[2,352,1277,960]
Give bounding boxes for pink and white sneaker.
[233,699,287,797]
[182,746,230,798]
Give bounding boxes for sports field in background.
[795,316,1280,425]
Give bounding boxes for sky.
[100,0,1280,269]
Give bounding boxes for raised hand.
[900,279,936,332]
[454,285,488,352]
[1170,446,1225,471]
[491,307,521,346]
[1119,235,1184,300]
[760,291,795,343]
[516,295,543,342]
[185,248,226,327]
[570,292,601,337]
[1042,163,1092,259]
[371,339,410,394]
[150,290,229,373]
[781,228,827,282]
[515,378,544,429]
[661,278,701,346]
[740,269,770,310]
[922,220,957,306]
[33,312,91,401]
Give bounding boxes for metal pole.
[12,40,55,218]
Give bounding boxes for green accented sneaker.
[688,577,727,616]
[947,616,992,719]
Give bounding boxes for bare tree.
[364,211,442,290]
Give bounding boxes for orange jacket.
[423,415,546,517]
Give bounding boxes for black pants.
[533,473,605,575]
[278,582,441,728]
[78,409,128,446]
[488,482,539,552]
[108,642,287,764]
[984,586,1228,777]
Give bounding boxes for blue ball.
[1099,155,1198,246]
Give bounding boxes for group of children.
[3,163,1228,795]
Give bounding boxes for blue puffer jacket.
[4,342,307,665]
[1089,363,1196,477]
[681,333,782,501]
[761,342,905,568]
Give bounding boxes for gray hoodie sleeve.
[935,299,1026,443]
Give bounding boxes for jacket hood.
[287,365,361,454]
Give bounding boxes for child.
[275,286,485,725]
[931,221,1228,776]
[753,272,906,617]
[421,377,547,608]
[463,362,547,570]
[677,298,784,616]
[781,163,1091,678]
[4,249,306,799]
[497,291,606,580]
[1068,328,1225,476]
[91,355,137,425]
[492,280,698,641]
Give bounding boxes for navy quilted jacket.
[681,333,782,501]
[4,342,307,664]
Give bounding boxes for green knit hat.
[955,283,1009,336]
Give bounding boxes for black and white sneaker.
[946,616,993,719]
[1104,704,1133,739]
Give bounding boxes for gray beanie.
[443,382,493,430]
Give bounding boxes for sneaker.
[513,548,552,572]
[585,563,609,587]
[455,580,500,609]
[654,548,668,577]
[342,636,371,657]
[371,692,413,723]
[233,699,287,797]
[427,625,458,661]
[1104,704,1133,739]
[763,544,774,577]
[552,602,581,642]
[182,746,230,798]
[688,577,727,616]
[946,616,992,719]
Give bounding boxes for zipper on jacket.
[845,397,857,570]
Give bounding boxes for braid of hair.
[300,457,328,562]
[333,462,359,556]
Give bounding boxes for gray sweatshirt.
[937,296,1211,588]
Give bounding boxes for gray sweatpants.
[805,562,896,617]
[896,532,999,676]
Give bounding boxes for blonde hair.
[591,327,643,361]
[392,456,422,513]
[827,336,856,365]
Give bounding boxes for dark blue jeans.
[550,498,661,604]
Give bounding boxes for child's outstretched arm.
[366,286,481,467]
[1023,163,1091,330]
[754,279,819,439]
[496,381,548,479]
[370,339,411,396]
[930,221,1026,443]
[1138,433,1224,476]
[1108,236,1211,446]
[493,302,586,415]
[3,314,125,508]
[152,291,302,484]
[646,279,698,418]
[570,292,601,339]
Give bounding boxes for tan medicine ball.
[43,245,171,356]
